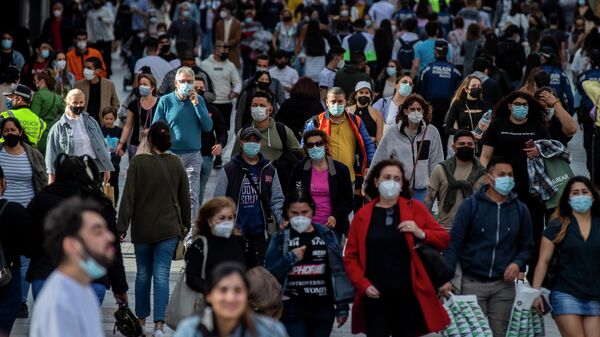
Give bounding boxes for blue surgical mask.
[5,98,12,110]
[329,104,345,117]
[242,142,261,158]
[80,257,107,279]
[2,39,12,49]
[578,0,586,5]
[511,105,529,121]
[545,108,555,120]
[177,82,193,97]
[40,49,50,59]
[399,83,412,97]
[365,19,372,27]
[569,195,593,213]
[492,176,515,196]
[138,85,151,97]
[308,146,326,161]
[386,67,397,77]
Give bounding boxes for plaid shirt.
[527,139,570,200]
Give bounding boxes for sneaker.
[16,302,28,318]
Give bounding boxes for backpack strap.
[275,122,288,151]
[199,236,208,279]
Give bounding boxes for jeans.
[176,151,203,221]
[31,279,107,305]
[20,255,29,303]
[0,267,21,334]
[412,188,427,203]
[110,156,121,205]
[134,236,179,322]
[198,155,214,206]
[281,299,335,337]
[461,276,515,337]
[128,144,138,162]
[201,30,213,60]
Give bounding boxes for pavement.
[10,53,586,337]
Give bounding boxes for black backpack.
[397,37,418,70]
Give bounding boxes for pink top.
[311,167,332,225]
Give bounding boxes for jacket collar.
[58,111,90,126]
[302,156,337,175]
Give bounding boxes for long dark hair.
[492,91,544,122]
[549,176,600,243]
[283,187,315,221]
[0,117,29,145]
[304,20,326,56]
[364,159,412,200]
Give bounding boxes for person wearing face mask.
[85,0,115,78]
[532,176,600,337]
[303,87,376,208]
[214,127,285,267]
[214,4,242,69]
[240,9,265,80]
[185,197,247,294]
[345,159,450,336]
[0,32,25,83]
[318,47,346,102]
[333,51,372,102]
[30,69,66,154]
[19,40,53,89]
[74,57,120,124]
[0,84,47,148]
[118,122,191,336]
[45,89,114,185]
[441,156,534,337]
[235,72,281,131]
[40,2,72,51]
[374,60,400,99]
[242,54,286,106]
[157,34,178,64]
[269,50,299,99]
[29,198,120,337]
[168,3,202,58]
[66,30,107,81]
[534,87,577,147]
[273,9,297,59]
[133,38,172,88]
[424,130,485,231]
[265,187,353,337]
[52,51,76,99]
[373,75,414,128]
[287,130,353,242]
[368,94,444,202]
[347,81,384,145]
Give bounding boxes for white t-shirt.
[385,99,399,125]
[318,67,336,89]
[66,114,97,159]
[269,66,299,98]
[30,271,104,337]
[368,1,394,27]
[134,55,174,87]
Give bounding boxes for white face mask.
[83,68,96,81]
[55,60,67,70]
[378,180,401,199]
[213,220,235,238]
[408,110,423,124]
[256,66,268,72]
[220,10,228,19]
[289,216,311,233]
[251,106,268,122]
[77,41,87,50]
[53,10,63,18]
[336,59,345,69]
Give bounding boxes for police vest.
[0,108,47,147]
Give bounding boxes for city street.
[10,53,587,337]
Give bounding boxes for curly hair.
[492,91,544,122]
[396,93,432,124]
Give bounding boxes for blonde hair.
[450,75,481,106]
[65,88,86,105]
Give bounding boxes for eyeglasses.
[305,140,324,149]
[177,79,194,84]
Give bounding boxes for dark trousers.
[213,102,233,131]
[281,299,335,337]
[364,287,425,337]
[430,99,451,158]
[593,127,600,189]
[245,233,267,268]
[241,52,254,81]
[92,40,113,77]
[520,193,546,281]
[110,156,121,205]
[0,267,21,335]
[580,106,595,174]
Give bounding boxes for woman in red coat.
[344,159,451,336]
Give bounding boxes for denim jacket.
[174,308,288,337]
[265,223,355,317]
[45,112,114,174]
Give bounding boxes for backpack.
[397,37,418,70]
[0,200,12,287]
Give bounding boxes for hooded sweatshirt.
[443,185,534,281]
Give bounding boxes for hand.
[365,285,380,298]
[326,216,336,228]
[103,171,111,183]
[211,143,223,156]
[228,91,238,100]
[532,296,545,314]
[120,234,126,243]
[504,263,520,282]
[538,90,557,106]
[398,221,425,239]
[279,220,288,229]
[336,316,348,328]
[190,89,199,106]
[354,187,362,196]
[439,282,453,297]
[114,292,128,304]
[116,143,124,156]
[291,245,306,261]
[523,145,540,159]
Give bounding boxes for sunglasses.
[305,140,324,149]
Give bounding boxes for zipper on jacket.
[489,203,501,278]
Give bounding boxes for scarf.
[439,156,485,213]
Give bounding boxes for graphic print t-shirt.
[284,230,332,304]
[236,165,264,235]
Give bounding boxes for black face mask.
[3,133,20,147]
[219,52,229,61]
[469,88,481,98]
[70,106,84,115]
[257,82,270,90]
[276,62,286,69]
[357,96,370,106]
[160,45,170,53]
[197,90,206,98]
[455,146,475,161]
[283,16,292,22]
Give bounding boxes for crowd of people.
[1,0,600,337]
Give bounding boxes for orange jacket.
[66,47,107,81]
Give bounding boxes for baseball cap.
[434,39,449,51]
[540,46,556,58]
[240,127,263,141]
[355,81,372,92]
[3,84,32,102]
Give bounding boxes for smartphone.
[540,294,553,315]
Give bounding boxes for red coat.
[343,197,451,334]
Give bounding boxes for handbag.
[543,157,574,209]
[0,201,12,287]
[113,303,143,337]
[154,153,186,260]
[506,281,545,337]
[165,236,208,329]
[442,293,493,337]
[102,182,115,207]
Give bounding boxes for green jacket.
[31,87,65,153]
